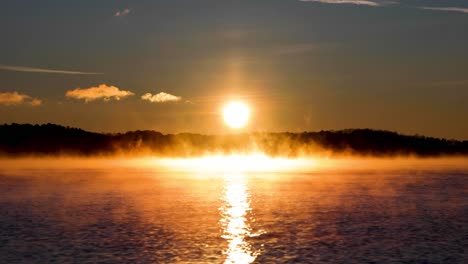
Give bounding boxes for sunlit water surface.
[0,157,467,263]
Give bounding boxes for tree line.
[1,123,467,157]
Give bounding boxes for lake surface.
[0,158,467,263]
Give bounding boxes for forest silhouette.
[1,123,467,157]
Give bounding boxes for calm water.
[0,161,467,263]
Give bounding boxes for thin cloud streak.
[0,92,42,106]
[0,65,101,75]
[299,0,381,6]
[419,7,468,14]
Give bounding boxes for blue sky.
[1,0,467,138]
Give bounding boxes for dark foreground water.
[0,162,467,263]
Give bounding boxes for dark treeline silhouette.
[1,123,468,157]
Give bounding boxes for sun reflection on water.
[220,174,258,264]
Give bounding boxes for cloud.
[66,84,134,102]
[419,7,468,14]
[299,0,382,6]
[115,8,131,17]
[0,92,42,106]
[141,92,182,103]
[0,64,100,75]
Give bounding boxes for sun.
[222,101,251,129]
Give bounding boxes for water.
[0,160,467,263]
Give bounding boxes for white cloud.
[0,92,42,106]
[115,8,131,17]
[141,92,182,103]
[419,7,468,14]
[66,84,134,102]
[0,65,100,75]
[299,0,381,6]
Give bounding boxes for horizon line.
[1,122,466,141]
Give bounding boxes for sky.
[0,0,467,139]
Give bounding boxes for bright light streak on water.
[219,174,258,264]
[1,158,468,263]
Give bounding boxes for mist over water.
[0,157,467,263]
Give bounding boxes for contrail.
[419,7,468,14]
[0,64,102,75]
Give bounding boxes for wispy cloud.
[0,92,42,106]
[115,8,131,17]
[141,92,182,103]
[299,0,382,6]
[419,7,468,14]
[66,84,134,102]
[0,64,100,75]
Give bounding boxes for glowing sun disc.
[223,101,250,129]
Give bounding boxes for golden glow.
[157,153,315,173]
[220,174,258,264]
[223,101,251,129]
